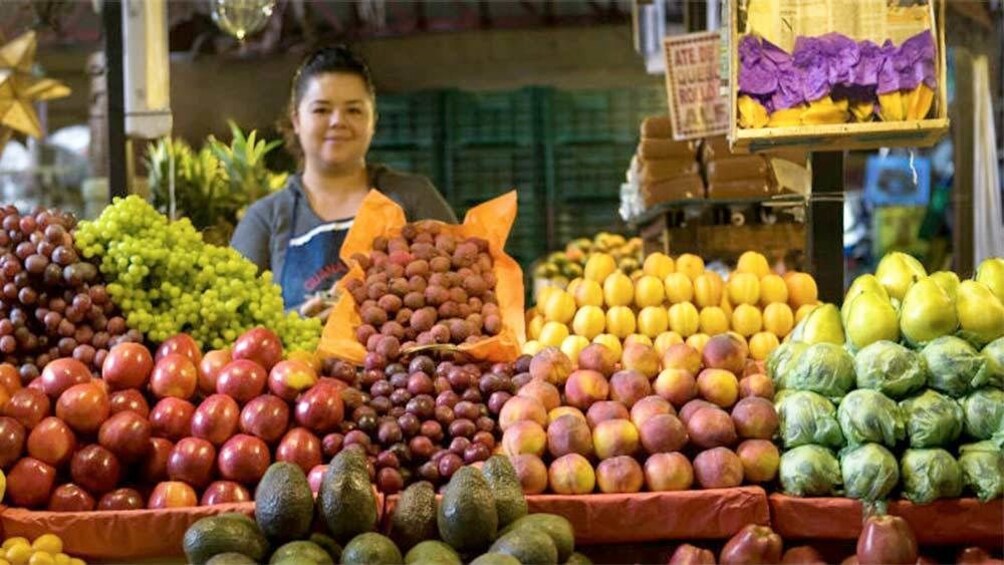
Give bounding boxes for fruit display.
[768,254,1004,504]
[533,233,643,287]
[0,533,87,565]
[525,250,820,365]
[74,196,320,351]
[501,334,779,494]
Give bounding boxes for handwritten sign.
[663,32,729,140]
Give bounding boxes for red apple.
[149,398,195,441]
[6,457,56,508]
[98,411,152,462]
[215,360,267,405]
[201,480,251,505]
[232,327,283,371]
[40,358,92,399]
[167,437,216,488]
[0,363,21,393]
[28,378,46,392]
[102,342,154,390]
[155,334,202,366]
[98,487,145,510]
[90,377,110,397]
[27,416,76,467]
[147,481,197,509]
[150,353,198,400]
[308,464,327,493]
[275,427,322,474]
[56,382,110,435]
[294,383,344,434]
[4,387,51,429]
[268,360,318,402]
[141,437,173,483]
[217,434,270,485]
[198,348,232,396]
[239,395,289,444]
[0,416,26,469]
[109,389,150,418]
[49,483,96,512]
[191,394,240,446]
[70,444,121,495]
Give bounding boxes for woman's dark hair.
[279,45,376,162]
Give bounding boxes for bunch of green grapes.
[75,196,321,351]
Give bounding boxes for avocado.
[256,462,315,544]
[183,515,269,564]
[390,481,438,551]
[268,541,334,565]
[341,532,403,565]
[480,455,528,528]
[501,513,575,562]
[467,553,521,565]
[309,533,343,563]
[437,466,498,553]
[318,449,378,542]
[403,540,462,565]
[489,528,558,565]
[565,552,593,565]
[205,553,257,565]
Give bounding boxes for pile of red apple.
[0,326,351,511]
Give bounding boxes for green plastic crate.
[446,146,541,206]
[549,86,667,145]
[552,143,635,202]
[371,91,442,148]
[447,89,539,147]
[367,147,444,189]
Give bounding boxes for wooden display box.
[728,0,949,153]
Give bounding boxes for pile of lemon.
[0,535,84,565]
[525,251,821,363]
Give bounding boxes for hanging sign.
[663,31,729,140]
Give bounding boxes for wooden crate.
[728,0,949,153]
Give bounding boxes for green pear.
[845,291,900,350]
[929,270,961,302]
[793,303,844,345]
[975,257,1004,303]
[956,280,1004,347]
[900,277,958,346]
[875,252,927,301]
[842,274,890,324]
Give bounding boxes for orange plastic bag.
[318,190,525,364]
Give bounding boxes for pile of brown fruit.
[345,221,503,364]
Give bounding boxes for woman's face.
[292,72,376,173]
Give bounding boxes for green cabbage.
[779,445,842,497]
[837,389,905,448]
[767,341,808,390]
[900,448,963,504]
[840,443,900,502]
[899,389,964,448]
[921,336,989,398]
[854,341,927,399]
[958,441,1004,501]
[979,337,1004,389]
[777,391,845,449]
[960,388,1004,440]
[785,343,856,399]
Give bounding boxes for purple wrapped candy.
[793,33,859,101]
[853,40,884,87]
[739,35,804,110]
[896,30,937,90]
[877,40,901,94]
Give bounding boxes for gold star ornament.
[0,31,71,154]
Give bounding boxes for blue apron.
[279,191,351,311]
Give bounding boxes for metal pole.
[103,0,128,199]
[808,151,845,303]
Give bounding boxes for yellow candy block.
[906,83,935,120]
[738,95,770,129]
[878,91,905,121]
[767,107,804,127]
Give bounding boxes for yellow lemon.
[686,333,711,354]
[603,271,634,307]
[572,305,606,339]
[561,335,591,365]
[68,560,86,565]
[625,334,654,349]
[759,274,789,305]
[749,331,781,361]
[736,251,771,278]
[763,302,795,337]
[28,554,54,565]
[605,306,637,338]
[643,253,675,279]
[699,306,730,336]
[4,546,29,565]
[637,306,669,338]
[536,286,560,308]
[1,542,27,553]
[634,275,666,308]
[585,253,617,282]
[544,290,576,324]
[527,315,545,340]
[693,272,724,308]
[676,253,705,280]
[566,277,583,295]
[786,272,819,308]
[653,331,685,356]
[593,333,624,360]
[572,279,604,308]
[727,331,750,350]
[795,303,820,324]
[522,340,544,356]
[731,303,763,337]
[30,537,61,556]
[728,272,761,305]
[52,556,70,565]
[668,302,700,337]
[663,273,694,304]
[539,321,570,347]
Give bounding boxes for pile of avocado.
[182,450,590,565]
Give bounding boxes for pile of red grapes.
[0,206,139,381]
